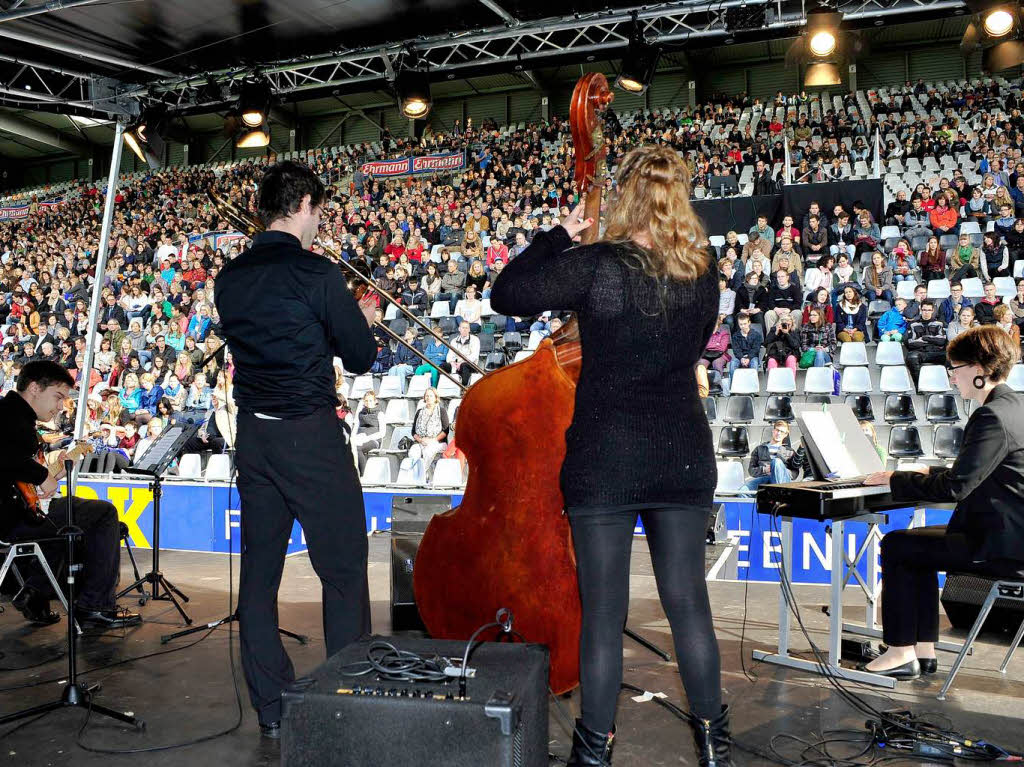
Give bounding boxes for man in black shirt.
[0,361,139,629]
[903,301,947,385]
[214,161,377,740]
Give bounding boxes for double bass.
[412,73,614,694]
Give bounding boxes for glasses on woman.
[945,362,971,374]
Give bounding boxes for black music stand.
[117,422,200,626]
[0,460,144,730]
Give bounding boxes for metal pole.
[73,122,124,449]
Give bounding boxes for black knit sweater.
[490,226,720,510]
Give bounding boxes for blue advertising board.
[63,479,950,584]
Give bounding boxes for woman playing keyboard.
[863,324,1024,679]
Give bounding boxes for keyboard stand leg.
[829,519,845,668]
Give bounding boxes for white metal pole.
[73,121,124,445]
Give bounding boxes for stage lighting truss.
[116,0,964,114]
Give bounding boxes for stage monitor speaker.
[390,495,452,632]
[941,572,1024,635]
[281,635,549,767]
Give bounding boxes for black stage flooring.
[1,536,1021,766]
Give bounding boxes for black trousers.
[5,497,121,612]
[880,525,1024,647]
[568,505,722,732]
[235,406,370,726]
[906,348,947,385]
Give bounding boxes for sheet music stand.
[118,422,200,625]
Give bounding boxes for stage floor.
[1,536,1022,766]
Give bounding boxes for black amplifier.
[281,635,549,767]
[390,495,452,632]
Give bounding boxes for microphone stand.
[0,461,144,729]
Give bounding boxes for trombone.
[207,191,480,393]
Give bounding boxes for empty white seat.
[880,225,901,239]
[527,331,544,350]
[804,366,835,394]
[879,366,915,393]
[961,277,984,299]
[715,461,746,494]
[205,454,232,481]
[394,457,419,486]
[709,235,726,248]
[918,365,951,393]
[994,276,1017,299]
[349,374,375,399]
[376,376,404,399]
[430,302,453,318]
[875,341,905,366]
[730,368,760,395]
[384,399,414,424]
[838,342,868,366]
[765,367,796,394]
[1006,364,1024,391]
[927,279,951,300]
[431,459,465,488]
[513,350,534,363]
[436,374,462,398]
[841,366,872,393]
[384,303,399,321]
[959,221,981,235]
[361,456,393,486]
[178,453,202,479]
[895,280,918,300]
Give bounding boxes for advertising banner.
[360,152,466,178]
[0,199,64,220]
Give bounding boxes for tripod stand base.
[117,571,192,625]
[160,611,309,645]
[0,681,145,729]
[624,626,671,661]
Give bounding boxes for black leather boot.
[688,705,735,767]
[566,719,614,766]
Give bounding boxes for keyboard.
[755,480,895,520]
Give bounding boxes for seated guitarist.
[0,361,141,629]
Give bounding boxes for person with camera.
[739,421,805,495]
[764,314,801,374]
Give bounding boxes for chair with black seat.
[888,424,924,459]
[804,394,832,405]
[478,331,495,355]
[932,424,964,460]
[883,393,917,423]
[702,397,718,422]
[388,318,409,336]
[438,316,458,335]
[925,393,961,424]
[502,331,523,352]
[764,395,794,422]
[717,426,750,458]
[724,395,755,424]
[845,394,875,421]
[483,351,506,371]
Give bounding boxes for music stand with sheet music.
[118,422,200,625]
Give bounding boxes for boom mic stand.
[0,461,144,730]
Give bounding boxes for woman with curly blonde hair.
[491,144,730,767]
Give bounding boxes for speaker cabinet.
[390,495,452,632]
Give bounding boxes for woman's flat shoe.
[856,659,921,679]
[919,658,938,675]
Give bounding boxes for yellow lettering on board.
[107,487,153,548]
[57,483,99,500]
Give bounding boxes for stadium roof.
[0,0,969,162]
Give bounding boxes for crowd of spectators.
[3,75,1024,486]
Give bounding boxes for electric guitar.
[13,441,95,523]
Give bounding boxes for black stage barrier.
[783,179,884,227]
[693,179,884,236]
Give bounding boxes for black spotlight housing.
[616,38,660,94]
[124,109,167,170]
[238,78,272,129]
[396,68,432,119]
[960,0,1024,72]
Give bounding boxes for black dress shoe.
[74,607,142,629]
[857,658,921,680]
[13,589,61,626]
[259,721,281,740]
[919,658,938,674]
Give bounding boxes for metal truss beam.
[130,0,964,112]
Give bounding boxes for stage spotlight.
[124,110,167,169]
[985,7,1016,35]
[809,30,837,56]
[616,38,660,94]
[237,122,270,148]
[238,79,271,128]
[396,68,432,119]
